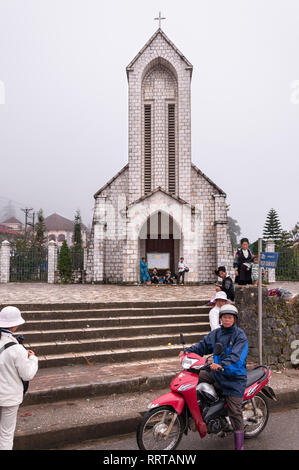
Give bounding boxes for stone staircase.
[12,299,213,449]
[17,300,210,368]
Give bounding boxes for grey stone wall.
[235,286,299,368]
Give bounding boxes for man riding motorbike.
[179,304,248,450]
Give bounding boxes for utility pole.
[21,208,33,241]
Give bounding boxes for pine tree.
[73,209,83,248]
[276,230,293,250]
[71,210,83,270]
[290,222,299,243]
[263,209,282,241]
[58,240,72,283]
[34,209,46,247]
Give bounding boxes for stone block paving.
[0,283,216,305]
[0,281,298,305]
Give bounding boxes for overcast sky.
[0,0,298,243]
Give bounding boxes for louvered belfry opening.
[168,104,176,194]
[144,104,152,194]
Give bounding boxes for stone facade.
[235,286,299,368]
[0,240,10,283]
[86,29,233,284]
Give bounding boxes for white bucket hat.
[214,291,228,301]
[0,306,25,328]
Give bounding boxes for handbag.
[184,266,189,272]
[0,341,29,394]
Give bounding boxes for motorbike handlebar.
[202,363,224,372]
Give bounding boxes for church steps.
[18,313,209,332]
[24,331,209,358]
[29,341,202,368]
[19,305,210,321]
[8,300,208,313]
[18,321,210,343]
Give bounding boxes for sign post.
[258,238,263,365]
[258,246,279,364]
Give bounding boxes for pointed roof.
[44,213,87,231]
[2,217,22,225]
[94,164,129,199]
[126,28,193,78]
[127,186,194,210]
[44,213,74,231]
[191,163,226,196]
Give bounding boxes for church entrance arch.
[139,211,182,276]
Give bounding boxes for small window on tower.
[144,104,152,194]
[168,104,176,194]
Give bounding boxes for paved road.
[63,405,299,451]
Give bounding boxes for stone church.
[86,27,233,284]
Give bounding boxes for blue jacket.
[186,324,248,397]
[140,261,150,282]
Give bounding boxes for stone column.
[93,196,106,283]
[213,195,234,278]
[48,240,57,284]
[83,248,87,271]
[265,239,276,283]
[0,240,10,283]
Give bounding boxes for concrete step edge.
[21,312,210,322]
[19,322,210,335]
[15,386,299,450]
[25,332,209,348]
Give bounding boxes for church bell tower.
[126,26,193,204]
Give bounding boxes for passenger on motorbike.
[179,304,248,450]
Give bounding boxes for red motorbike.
[137,334,277,450]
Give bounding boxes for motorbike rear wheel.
[137,405,185,451]
[243,393,269,439]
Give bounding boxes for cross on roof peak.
[154,11,166,29]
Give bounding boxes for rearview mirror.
[214,343,223,356]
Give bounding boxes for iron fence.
[71,249,84,271]
[10,248,48,282]
[276,249,299,281]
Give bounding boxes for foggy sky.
[0,0,298,243]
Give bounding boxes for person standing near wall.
[215,266,235,301]
[140,257,151,285]
[233,238,254,285]
[178,257,188,285]
[0,306,38,450]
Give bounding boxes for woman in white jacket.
[0,306,38,450]
[209,291,228,331]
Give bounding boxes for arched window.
[48,234,56,241]
[58,234,65,242]
[141,58,178,195]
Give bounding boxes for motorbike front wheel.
[137,405,185,451]
[243,393,269,438]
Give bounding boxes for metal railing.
[10,248,48,282]
[276,249,299,281]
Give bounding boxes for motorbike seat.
[246,367,266,387]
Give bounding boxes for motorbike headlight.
[181,356,200,370]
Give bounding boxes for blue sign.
[259,252,279,268]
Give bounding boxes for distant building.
[0,224,21,243]
[1,217,23,232]
[44,213,88,248]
